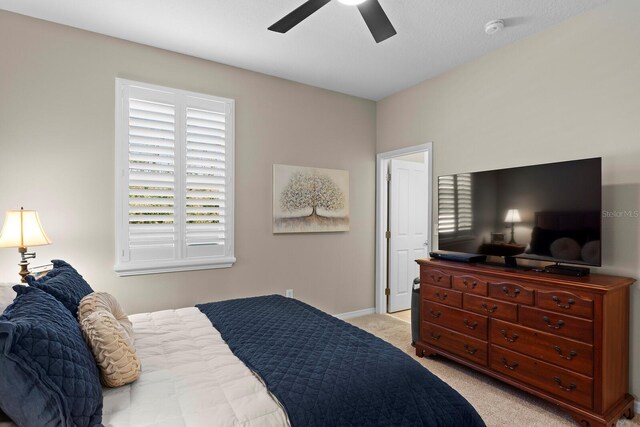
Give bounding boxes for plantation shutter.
[438,173,472,236]
[184,96,229,259]
[116,80,235,275]
[125,86,177,263]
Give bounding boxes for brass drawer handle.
[501,286,521,298]
[554,346,577,360]
[464,344,478,355]
[500,357,519,370]
[463,319,479,330]
[434,291,448,301]
[481,302,498,313]
[552,295,575,309]
[430,332,441,341]
[429,309,442,319]
[499,329,519,343]
[431,274,444,282]
[553,376,577,392]
[543,316,565,330]
[462,279,478,289]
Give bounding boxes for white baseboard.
[334,307,375,320]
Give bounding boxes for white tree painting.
[273,165,349,233]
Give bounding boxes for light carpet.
[388,309,411,323]
[347,314,638,427]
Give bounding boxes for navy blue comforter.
[197,295,485,427]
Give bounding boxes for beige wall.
[377,0,640,395]
[0,11,377,316]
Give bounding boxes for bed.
[101,295,485,426]
[1,265,485,427]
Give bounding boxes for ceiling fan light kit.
[269,0,396,43]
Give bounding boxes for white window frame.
[114,79,235,276]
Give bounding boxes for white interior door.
[388,158,429,312]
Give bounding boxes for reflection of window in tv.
[438,174,473,237]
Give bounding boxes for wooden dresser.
[415,258,635,427]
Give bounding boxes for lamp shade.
[504,209,522,223]
[0,209,51,248]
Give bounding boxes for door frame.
[375,143,433,314]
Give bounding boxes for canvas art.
[273,164,350,233]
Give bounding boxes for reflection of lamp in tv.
[504,209,521,244]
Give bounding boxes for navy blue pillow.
[26,260,94,318]
[0,286,103,427]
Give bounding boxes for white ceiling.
[0,0,608,100]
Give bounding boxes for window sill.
[114,256,236,277]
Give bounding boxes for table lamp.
[504,209,521,244]
[0,207,51,282]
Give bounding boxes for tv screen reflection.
[437,158,602,266]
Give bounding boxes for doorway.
[375,143,432,314]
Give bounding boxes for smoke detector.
[485,19,505,35]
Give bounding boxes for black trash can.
[411,277,420,346]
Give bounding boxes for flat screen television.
[437,157,602,267]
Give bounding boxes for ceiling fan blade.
[357,0,396,43]
[268,0,332,33]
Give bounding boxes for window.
[438,173,472,238]
[115,79,235,275]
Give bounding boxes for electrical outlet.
[285,289,294,298]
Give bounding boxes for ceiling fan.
[268,0,397,44]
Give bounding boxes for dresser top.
[416,258,635,292]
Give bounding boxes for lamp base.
[508,222,517,244]
[18,260,30,283]
[17,246,36,283]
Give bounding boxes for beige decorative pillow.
[78,292,134,340]
[78,292,140,387]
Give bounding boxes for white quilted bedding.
[102,307,289,427]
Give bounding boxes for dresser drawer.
[520,306,593,344]
[422,300,488,340]
[423,285,462,308]
[452,274,488,296]
[463,294,517,322]
[421,267,452,288]
[491,319,594,377]
[491,346,593,409]
[422,322,488,366]
[536,289,594,319]
[488,280,535,305]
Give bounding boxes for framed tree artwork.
[273,164,350,233]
